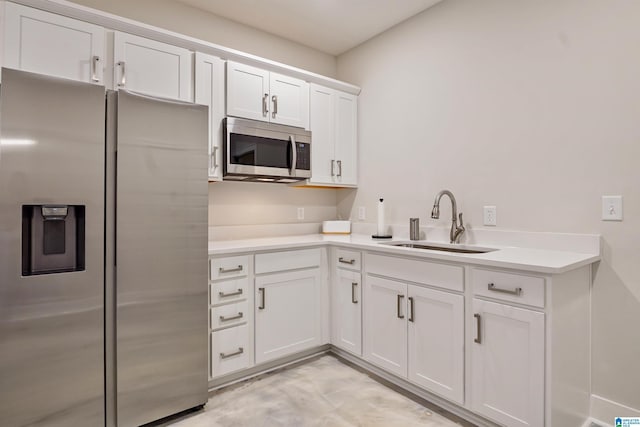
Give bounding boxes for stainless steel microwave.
[223,117,311,183]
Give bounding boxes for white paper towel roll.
[377,198,385,236]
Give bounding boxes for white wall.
[337,0,640,412]
[67,0,340,231]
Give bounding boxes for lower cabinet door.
[471,298,545,427]
[363,275,407,377]
[332,269,362,356]
[211,324,250,378]
[255,268,322,364]
[408,285,464,405]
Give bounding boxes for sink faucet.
[430,190,465,244]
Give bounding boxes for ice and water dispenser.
[22,205,86,275]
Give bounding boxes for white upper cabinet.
[113,32,193,102]
[227,61,309,128]
[269,72,309,128]
[308,84,358,187]
[226,61,269,122]
[3,2,105,84]
[195,53,226,181]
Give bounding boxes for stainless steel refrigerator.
[0,68,209,427]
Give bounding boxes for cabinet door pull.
[91,56,100,82]
[397,294,405,319]
[219,265,243,274]
[272,95,278,118]
[474,313,482,344]
[488,283,523,296]
[262,93,269,116]
[258,287,265,310]
[218,289,243,298]
[408,297,414,322]
[220,347,244,359]
[331,160,336,177]
[337,160,343,177]
[212,146,219,170]
[219,312,243,322]
[351,282,358,304]
[117,61,126,87]
[338,257,355,265]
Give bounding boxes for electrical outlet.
[602,196,623,221]
[297,207,305,220]
[358,206,366,220]
[483,206,497,226]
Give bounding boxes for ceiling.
[174,0,443,55]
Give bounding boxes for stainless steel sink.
[383,242,497,254]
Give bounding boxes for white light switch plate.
[602,196,623,221]
[483,206,497,226]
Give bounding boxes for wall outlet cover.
[602,196,623,221]
[358,206,366,221]
[483,205,497,226]
[297,207,305,220]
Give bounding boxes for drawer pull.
[338,257,356,265]
[351,282,358,304]
[258,287,265,310]
[219,312,243,322]
[218,289,243,298]
[219,265,243,274]
[488,283,523,296]
[220,347,244,359]
[408,297,415,322]
[474,313,482,344]
[397,294,405,319]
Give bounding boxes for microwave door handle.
[289,135,297,176]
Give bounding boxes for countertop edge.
[208,235,601,275]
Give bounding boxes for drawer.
[472,268,545,308]
[210,278,249,306]
[335,248,361,271]
[366,253,463,292]
[210,300,248,330]
[211,324,250,377]
[210,255,249,280]
[255,248,321,274]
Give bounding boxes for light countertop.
[209,234,600,274]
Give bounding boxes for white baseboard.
[590,394,640,427]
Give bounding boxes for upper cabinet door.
[334,91,358,186]
[269,72,309,129]
[309,84,336,184]
[3,2,105,84]
[226,61,270,122]
[195,53,225,181]
[113,32,192,102]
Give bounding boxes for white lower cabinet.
[332,268,362,356]
[211,324,251,377]
[408,285,464,405]
[470,298,545,427]
[255,268,322,364]
[363,273,465,402]
[364,276,408,377]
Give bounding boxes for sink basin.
[382,241,497,254]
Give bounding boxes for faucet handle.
[458,212,464,228]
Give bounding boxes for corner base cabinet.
[254,249,323,365]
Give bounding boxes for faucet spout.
[430,190,465,243]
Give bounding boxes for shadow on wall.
[591,241,640,410]
[208,181,339,226]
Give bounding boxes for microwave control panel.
[296,143,310,170]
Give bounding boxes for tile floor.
[166,354,473,427]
